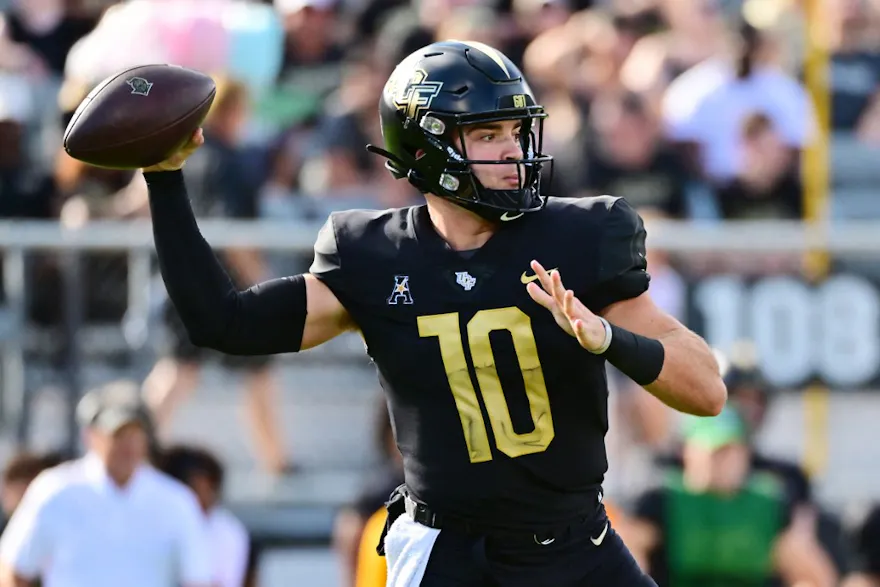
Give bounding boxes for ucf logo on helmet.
[387,68,443,120]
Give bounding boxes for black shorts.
[162,302,272,370]
[381,486,657,587]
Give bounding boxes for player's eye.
[479,133,495,142]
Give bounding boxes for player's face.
[456,119,525,190]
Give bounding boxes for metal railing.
[1,217,879,452]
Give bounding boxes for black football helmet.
[367,40,552,221]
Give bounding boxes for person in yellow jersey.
[356,508,390,587]
[334,400,404,587]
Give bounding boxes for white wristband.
[588,317,613,355]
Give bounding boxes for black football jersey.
[310,196,649,528]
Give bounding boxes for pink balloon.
[164,16,229,71]
[152,1,230,71]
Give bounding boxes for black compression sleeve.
[603,323,665,385]
[145,170,306,355]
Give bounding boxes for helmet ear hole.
[415,149,426,159]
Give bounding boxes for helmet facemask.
[439,107,553,221]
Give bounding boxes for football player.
[142,41,726,587]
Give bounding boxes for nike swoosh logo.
[590,523,609,546]
[520,268,558,284]
[500,212,524,221]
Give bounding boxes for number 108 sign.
[689,274,880,389]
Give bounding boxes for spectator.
[822,0,880,136]
[300,51,419,209]
[159,445,250,587]
[142,77,293,476]
[267,0,346,131]
[0,0,96,77]
[334,398,404,587]
[723,357,812,506]
[0,452,65,530]
[715,112,803,220]
[353,506,388,587]
[651,343,849,575]
[662,21,813,183]
[580,91,690,216]
[25,77,150,327]
[621,0,726,103]
[0,72,55,220]
[0,380,214,587]
[722,350,850,576]
[434,6,502,51]
[625,407,838,587]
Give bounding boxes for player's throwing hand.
[142,129,205,173]
[525,260,609,352]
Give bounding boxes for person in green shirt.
[626,407,838,587]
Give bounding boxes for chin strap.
[366,144,433,193]
[366,144,408,174]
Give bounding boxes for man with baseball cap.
[624,407,837,587]
[0,380,213,587]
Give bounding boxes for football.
[63,64,216,169]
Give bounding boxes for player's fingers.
[551,270,566,307]
[526,282,555,310]
[563,289,577,321]
[169,131,204,167]
[572,319,591,348]
[567,291,595,320]
[186,129,204,150]
[530,260,553,293]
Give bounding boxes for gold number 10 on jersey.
[418,307,556,463]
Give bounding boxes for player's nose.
[502,138,524,161]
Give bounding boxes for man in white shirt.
[159,445,250,587]
[0,380,214,587]
[661,25,814,183]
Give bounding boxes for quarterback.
[143,41,725,586]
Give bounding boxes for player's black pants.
[381,488,657,587]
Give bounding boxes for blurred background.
[0,0,879,584]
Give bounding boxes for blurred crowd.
[3,0,880,585]
[8,0,876,233]
[0,381,255,587]
[6,358,880,586]
[4,0,879,329]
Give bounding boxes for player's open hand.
[525,260,608,352]
[142,128,204,173]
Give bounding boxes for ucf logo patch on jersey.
[455,271,477,291]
